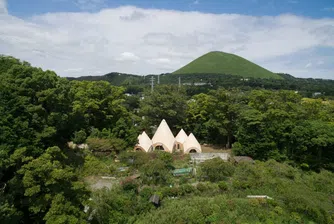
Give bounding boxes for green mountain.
[173,51,282,79]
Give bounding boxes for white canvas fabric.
[183,133,202,153]
[175,129,188,144]
[135,131,153,152]
[152,119,175,153]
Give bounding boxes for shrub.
[87,137,127,156]
[200,158,235,182]
[121,178,138,192]
[218,181,228,191]
[72,130,87,144]
[196,182,207,192]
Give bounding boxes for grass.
[173,51,283,79]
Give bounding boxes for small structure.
[134,131,153,152]
[152,119,176,153]
[190,153,230,163]
[172,168,193,176]
[149,194,160,207]
[175,129,188,151]
[247,195,273,200]
[183,133,202,154]
[232,156,254,164]
[117,167,129,172]
[134,120,202,154]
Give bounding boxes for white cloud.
[116,52,140,62]
[64,68,84,72]
[147,58,171,64]
[0,0,7,14]
[305,63,312,68]
[317,60,324,65]
[0,6,333,79]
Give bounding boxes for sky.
[0,0,334,79]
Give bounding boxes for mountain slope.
[173,51,282,79]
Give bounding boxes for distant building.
[172,168,193,176]
[231,156,254,164]
[149,195,160,207]
[190,153,230,163]
[313,92,322,97]
[134,119,202,154]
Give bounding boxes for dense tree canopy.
[0,56,137,222]
[1,55,334,223]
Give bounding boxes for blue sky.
[6,0,334,18]
[0,0,334,79]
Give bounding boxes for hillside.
[173,51,282,79]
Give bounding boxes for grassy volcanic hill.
[173,51,282,79]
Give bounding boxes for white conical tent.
[175,129,188,144]
[175,129,188,151]
[134,131,153,152]
[183,133,202,153]
[152,119,175,153]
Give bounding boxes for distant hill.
[67,72,143,86]
[173,51,282,79]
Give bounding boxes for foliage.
[140,85,188,134]
[90,187,153,224]
[133,160,334,224]
[200,158,235,182]
[140,155,173,185]
[80,153,115,176]
[0,56,137,222]
[72,129,87,144]
[17,147,89,223]
[87,137,127,156]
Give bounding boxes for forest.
[70,72,334,98]
[1,55,334,223]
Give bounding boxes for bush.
[179,184,196,196]
[119,151,150,168]
[87,137,127,156]
[139,187,154,200]
[196,182,207,192]
[81,154,114,176]
[200,158,235,182]
[121,178,138,192]
[72,130,87,144]
[140,159,172,185]
[218,181,228,191]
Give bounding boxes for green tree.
[140,85,188,134]
[17,147,89,222]
[200,158,235,182]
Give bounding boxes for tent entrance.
[155,145,165,151]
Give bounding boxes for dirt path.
[84,176,119,190]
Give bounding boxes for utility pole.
[150,76,155,93]
[178,77,181,88]
[157,75,160,84]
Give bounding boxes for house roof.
[172,168,193,176]
[136,131,152,152]
[149,194,160,205]
[175,129,188,144]
[183,133,202,153]
[152,119,175,153]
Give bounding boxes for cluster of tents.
[134,119,202,154]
